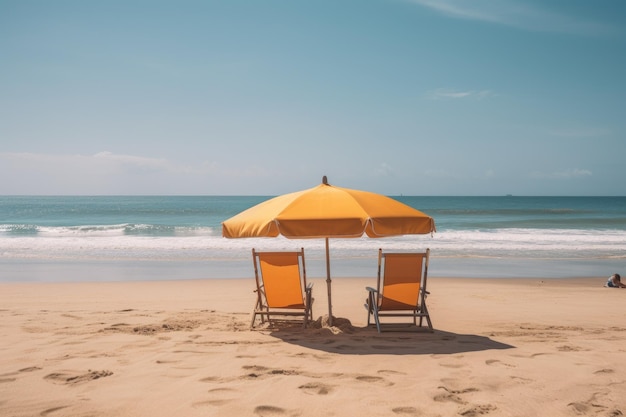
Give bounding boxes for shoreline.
[0,257,619,283]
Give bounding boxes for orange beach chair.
[365,249,433,333]
[251,248,313,328]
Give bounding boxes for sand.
[1,276,625,417]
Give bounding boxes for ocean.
[1,195,625,282]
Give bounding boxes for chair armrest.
[366,286,378,294]
[305,282,314,294]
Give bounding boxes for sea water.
[1,196,625,282]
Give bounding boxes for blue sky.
[1,0,625,196]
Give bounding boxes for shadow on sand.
[266,316,515,356]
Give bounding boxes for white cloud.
[93,151,178,173]
[0,152,276,194]
[376,162,394,177]
[428,89,495,100]
[408,0,616,36]
[529,169,592,180]
[0,151,185,176]
[0,152,182,194]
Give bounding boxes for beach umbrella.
[222,176,435,326]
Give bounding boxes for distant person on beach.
[606,274,626,288]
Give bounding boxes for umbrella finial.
[322,175,328,185]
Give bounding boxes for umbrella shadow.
[266,318,515,356]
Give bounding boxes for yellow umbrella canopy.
[222,176,435,324]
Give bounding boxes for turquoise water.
[1,196,625,281]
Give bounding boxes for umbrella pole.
[325,237,333,327]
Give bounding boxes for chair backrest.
[253,249,306,308]
[377,249,429,310]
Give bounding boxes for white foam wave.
[1,228,625,262]
[1,224,218,238]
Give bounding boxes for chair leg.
[421,304,433,331]
[373,308,381,333]
[303,304,309,329]
[303,288,313,328]
[365,292,375,328]
[250,298,262,329]
[366,294,382,333]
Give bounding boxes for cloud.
[0,152,201,194]
[91,151,180,174]
[0,152,278,194]
[529,169,592,180]
[407,0,616,36]
[428,89,495,100]
[376,162,394,177]
[0,151,185,175]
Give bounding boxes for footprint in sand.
[392,406,419,415]
[208,388,238,405]
[240,365,299,380]
[20,366,43,373]
[378,369,407,376]
[355,375,394,386]
[199,376,222,383]
[0,366,43,382]
[192,388,239,407]
[434,386,479,404]
[529,352,551,358]
[438,362,465,369]
[243,365,269,372]
[557,345,584,352]
[567,391,615,416]
[459,404,497,416]
[485,359,515,368]
[40,405,71,416]
[568,402,594,414]
[509,375,533,384]
[0,366,44,383]
[433,391,465,404]
[290,352,333,361]
[60,313,82,320]
[44,370,113,385]
[193,399,232,407]
[254,405,288,416]
[298,382,334,395]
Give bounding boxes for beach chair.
[365,248,433,333]
[251,248,313,329]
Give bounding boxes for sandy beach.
[1,276,625,417]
